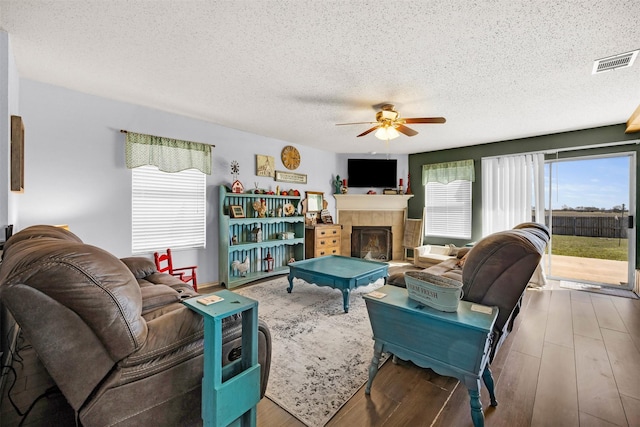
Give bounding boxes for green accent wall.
[408,124,639,263]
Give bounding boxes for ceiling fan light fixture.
[375,126,399,141]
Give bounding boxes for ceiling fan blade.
[403,117,446,124]
[335,121,378,126]
[357,126,379,137]
[396,124,418,137]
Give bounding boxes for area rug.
[234,276,386,427]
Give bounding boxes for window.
[425,179,472,239]
[132,165,206,254]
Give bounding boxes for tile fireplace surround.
[334,194,414,261]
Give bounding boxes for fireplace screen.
[351,226,392,261]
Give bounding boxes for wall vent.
[592,49,639,74]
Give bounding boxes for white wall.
[1,31,20,236]
[18,79,339,284]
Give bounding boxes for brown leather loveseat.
[0,225,271,426]
[390,222,550,361]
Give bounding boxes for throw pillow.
[447,243,459,256]
[457,252,469,268]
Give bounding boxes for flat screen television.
[347,158,397,188]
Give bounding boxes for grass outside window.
[551,235,628,261]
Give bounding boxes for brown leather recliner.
[0,225,272,426]
[390,222,550,361]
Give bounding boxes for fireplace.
[334,194,414,261]
[351,226,392,261]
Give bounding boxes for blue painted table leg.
[468,387,485,427]
[365,341,384,394]
[287,274,294,293]
[482,365,498,407]
[342,289,350,313]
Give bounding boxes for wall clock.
[281,145,301,170]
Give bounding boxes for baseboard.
[197,281,220,290]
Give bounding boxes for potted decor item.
[340,178,348,194]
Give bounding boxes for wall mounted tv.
[347,158,397,188]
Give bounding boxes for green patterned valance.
[125,131,213,175]
[422,159,475,185]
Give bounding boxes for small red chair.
[154,248,198,291]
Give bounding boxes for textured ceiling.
[1,1,639,154]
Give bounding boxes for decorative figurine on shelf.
[406,173,412,195]
[340,178,348,194]
[250,226,263,242]
[264,250,274,272]
[232,256,250,277]
[334,175,342,194]
[253,199,267,218]
[230,160,244,193]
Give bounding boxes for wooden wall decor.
[626,104,640,133]
[10,115,24,192]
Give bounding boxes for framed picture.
[230,205,245,218]
[256,154,275,177]
[275,170,307,184]
[11,115,24,192]
[320,209,333,224]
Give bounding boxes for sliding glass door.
[544,153,636,288]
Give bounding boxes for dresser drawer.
[317,236,340,249]
[315,225,341,239]
[314,246,341,257]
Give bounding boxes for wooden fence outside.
[550,216,629,238]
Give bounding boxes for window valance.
[422,159,475,185]
[125,131,213,175]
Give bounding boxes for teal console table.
[363,285,498,427]
[183,290,260,427]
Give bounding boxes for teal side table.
[363,285,498,427]
[183,290,260,427]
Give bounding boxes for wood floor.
[2,280,639,426]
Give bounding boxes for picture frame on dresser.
[320,209,333,224]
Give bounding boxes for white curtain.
[482,153,547,286]
[482,153,545,236]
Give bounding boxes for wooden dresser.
[305,224,342,258]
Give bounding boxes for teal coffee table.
[287,255,388,313]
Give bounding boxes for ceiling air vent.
[592,49,639,74]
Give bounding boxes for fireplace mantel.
[334,194,413,211]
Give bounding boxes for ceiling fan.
[336,104,446,140]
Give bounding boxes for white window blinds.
[425,180,472,239]
[132,165,206,254]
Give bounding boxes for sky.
[545,155,630,211]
